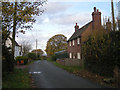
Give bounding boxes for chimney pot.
[97,9,99,12]
[76,23,77,26]
[92,7,101,29]
[94,7,96,12]
[75,23,79,32]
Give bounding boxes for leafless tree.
[21,41,32,56]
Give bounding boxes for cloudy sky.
[16,0,118,53]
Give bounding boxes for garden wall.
[56,58,83,66]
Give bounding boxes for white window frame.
[69,53,72,59]
[77,38,80,44]
[77,52,81,59]
[69,41,71,46]
[73,40,75,46]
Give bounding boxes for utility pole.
[118,1,120,30]
[36,39,37,50]
[111,0,116,32]
[36,39,37,58]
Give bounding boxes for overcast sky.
[16,1,118,53]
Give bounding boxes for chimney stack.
[92,7,101,29]
[94,7,96,12]
[106,18,111,32]
[74,23,79,32]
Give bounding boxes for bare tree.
[21,41,32,56]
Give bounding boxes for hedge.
[16,56,28,65]
[82,31,120,77]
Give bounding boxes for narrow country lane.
[28,60,105,88]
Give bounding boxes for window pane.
[69,41,71,46]
[77,53,81,59]
[73,40,74,46]
[77,38,80,44]
[69,53,72,58]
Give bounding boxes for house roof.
[68,21,93,42]
[55,50,67,54]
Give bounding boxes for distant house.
[67,7,103,60]
[5,37,23,58]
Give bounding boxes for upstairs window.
[69,41,71,46]
[73,40,75,46]
[77,38,80,44]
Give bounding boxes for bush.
[2,45,14,72]
[16,56,28,65]
[55,51,68,59]
[41,56,47,60]
[47,55,57,61]
[82,31,120,77]
[27,53,36,60]
[51,55,57,61]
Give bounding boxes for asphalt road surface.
[28,60,105,88]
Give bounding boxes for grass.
[51,60,117,88]
[52,61,83,73]
[2,68,31,88]
[27,60,38,65]
[47,57,83,73]
[47,57,53,62]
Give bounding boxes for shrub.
[47,55,57,61]
[82,31,120,77]
[2,45,14,72]
[55,51,68,59]
[16,56,28,65]
[51,55,57,61]
[41,56,47,60]
[27,53,36,60]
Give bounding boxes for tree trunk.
[11,2,17,71]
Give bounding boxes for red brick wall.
[81,23,93,43]
[67,38,81,59]
[92,7,101,29]
[67,7,102,60]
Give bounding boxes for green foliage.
[51,55,57,61]
[2,45,14,72]
[47,55,57,61]
[31,49,44,60]
[2,69,31,88]
[53,62,82,73]
[45,34,67,56]
[55,51,68,59]
[27,52,36,60]
[2,2,46,30]
[27,60,38,65]
[82,30,120,77]
[41,56,47,60]
[16,56,28,65]
[2,1,46,45]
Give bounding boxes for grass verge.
[27,60,38,65]
[2,68,31,88]
[52,61,83,73]
[52,61,117,88]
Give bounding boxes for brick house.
[67,7,102,60]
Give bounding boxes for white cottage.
[5,37,23,58]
